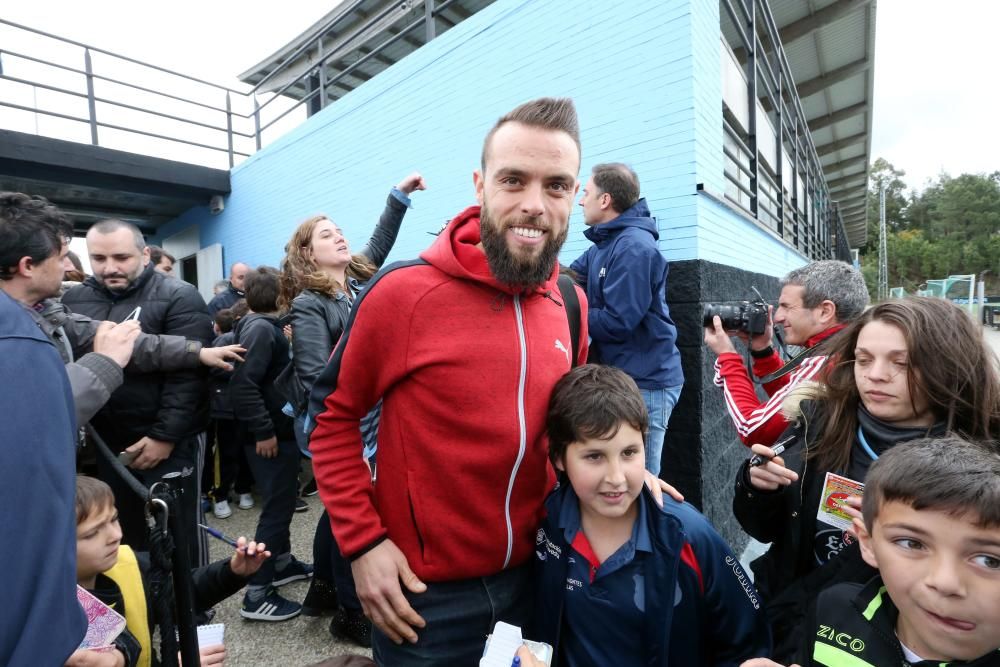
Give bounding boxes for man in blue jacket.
[570,164,683,475]
[0,217,86,663]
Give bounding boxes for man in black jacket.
[207,261,249,317]
[63,219,214,567]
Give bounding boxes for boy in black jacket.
[231,267,312,621]
[743,435,1000,667]
[69,475,269,667]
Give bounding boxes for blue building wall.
[156,0,808,278]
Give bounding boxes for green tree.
[859,164,1000,296]
[864,158,909,251]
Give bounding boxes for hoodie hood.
[233,311,277,338]
[583,197,658,243]
[420,205,561,296]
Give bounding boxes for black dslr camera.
[703,287,769,336]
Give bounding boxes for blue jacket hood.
[583,198,659,243]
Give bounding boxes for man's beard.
[100,270,140,293]
[479,205,567,291]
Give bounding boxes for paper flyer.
[77,585,127,650]
[816,472,865,532]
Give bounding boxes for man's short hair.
[782,260,868,322]
[244,266,281,313]
[76,475,115,526]
[0,192,73,281]
[214,308,235,334]
[88,219,146,251]
[862,435,1000,531]
[591,163,640,214]
[149,245,175,265]
[546,364,649,465]
[480,97,581,171]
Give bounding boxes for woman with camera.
[733,296,1000,659]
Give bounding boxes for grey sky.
[871,0,1000,191]
[3,0,995,194]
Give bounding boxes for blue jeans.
[641,384,683,476]
[372,564,532,666]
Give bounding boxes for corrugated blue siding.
[157,0,807,278]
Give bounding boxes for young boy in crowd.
[68,475,270,667]
[206,306,256,519]
[231,267,311,621]
[742,435,1000,667]
[532,364,771,666]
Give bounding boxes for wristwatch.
[749,344,774,359]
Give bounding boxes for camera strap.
[748,330,832,386]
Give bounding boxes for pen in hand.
[199,523,239,548]
[749,434,796,467]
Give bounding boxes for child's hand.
[515,645,545,667]
[229,537,271,577]
[64,648,125,667]
[199,643,226,665]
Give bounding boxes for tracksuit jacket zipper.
[503,294,528,568]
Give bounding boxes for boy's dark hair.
[76,475,115,525]
[481,97,580,171]
[149,245,175,265]
[230,298,250,320]
[214,308,235,333]
[244,266,281,313]
[547,364,648,465]
[862,435,1000,531]
[591,163,640,214]
[0,192,73,281]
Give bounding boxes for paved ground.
[204,480,372,667]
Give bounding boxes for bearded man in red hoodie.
[308,97,590,665]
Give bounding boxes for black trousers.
[313,510,362,611]
[95,433,208,568]
[243,437,299,587]
[207,419,254,501]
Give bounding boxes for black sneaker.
[295,497,309,513]
[301,477,319,497]
[329,606,372,648]
[272,556,313,587]
[301,577,339,616]
[240,587,301,622]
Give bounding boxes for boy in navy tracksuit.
[532,365,770,667]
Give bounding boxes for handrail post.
[425,0,436,42]
[318,36,327,110]
[253,95,262,151]
[84,48,99,145]
[225,91,234,168]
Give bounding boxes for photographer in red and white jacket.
[704,260,868,447]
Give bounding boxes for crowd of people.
[1,96,999,667]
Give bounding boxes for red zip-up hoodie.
[309,206,588,582]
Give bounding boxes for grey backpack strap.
[556,273,581,367]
